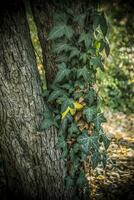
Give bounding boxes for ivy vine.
[41,6,110,188]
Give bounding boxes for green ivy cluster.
[41,7,110,188]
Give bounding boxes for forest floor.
[88,111,134,200]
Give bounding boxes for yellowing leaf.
[61,101,84,120]
[70,108,76,115]
[61,107,70,120]
[74,102,84,110]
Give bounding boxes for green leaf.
[90,57,104,70]
[68,123,79,135]
[105,42,110,57]
[99,39,110,56]
[91,150,101,169]
[42,108,53,119]
[77,66,91,82]
[69,48,80,59]
[53,43,72,54]
[53,12,69,24]
[60,83,74,91]
[93,12,108,37]
[54,63,71,83]
[76,171,86,187]
[56,55,68,63]
[48,24,74,40]
[57,134,68,158]
[102,153,108,168]
[99,39,106,52]
[101,134,110,150]
[100,12,108,37]
[48,24,66,40]
[61,117,68,132]
[79,53,87,64]
[93,13,100,29]
[64,25,74,39]
[61,98,74,112]
[77,131,91,154]
[65,176,74,188]
[74,13,86,27]
[78,32,92,49]
[93,113,107,130]
[74,80,85,89]
[83,106,97,122]
[72,143,80,153]
[48,89,66,102]
[73,91,84,100]
[70,159,80,177]
[40,118,54,130]
[85,89,97,106]
[42,90,50,97]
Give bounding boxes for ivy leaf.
[90,57,104,70]
[74,80,85,89]
[57,134,68,157]
[48,89,66,102]
[83,106,97,122]
[40,118,54,130]
[78,32,92,49]
[54,63,71,83]
[61,117,68,131]
[48,24,66,40]
[48,24,74,40]
[79,53,87,64]
[93,113,107,130]
[65,176,74,188]
[101,133,110,150]
[61,98,74,112]
[72,143,80,153]
[91,150,101,169]
[60,83,74,91]
[70,159,80,177]
[56,54,68,63]
[68,123,79,135]
[102,153,108,168]
[85,89,97,106]
[53,43,72,54]
[69,48,80,59]
[76,170,86,187]
[77,66,91,82]
[74,13,86,27]
[64,25,74,39]
[53,12,69,24]
[74,92,84,100]
[77,131,91,154]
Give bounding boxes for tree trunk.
[0,1,78,200]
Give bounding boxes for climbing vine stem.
[40,6,110,188]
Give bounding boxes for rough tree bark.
[0,1,80,200]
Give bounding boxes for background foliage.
[97,1,134,114]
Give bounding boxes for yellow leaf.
[61,101,84,120]
[70,108,76,116]
[61,107,70,120]
[74,102,84,110]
